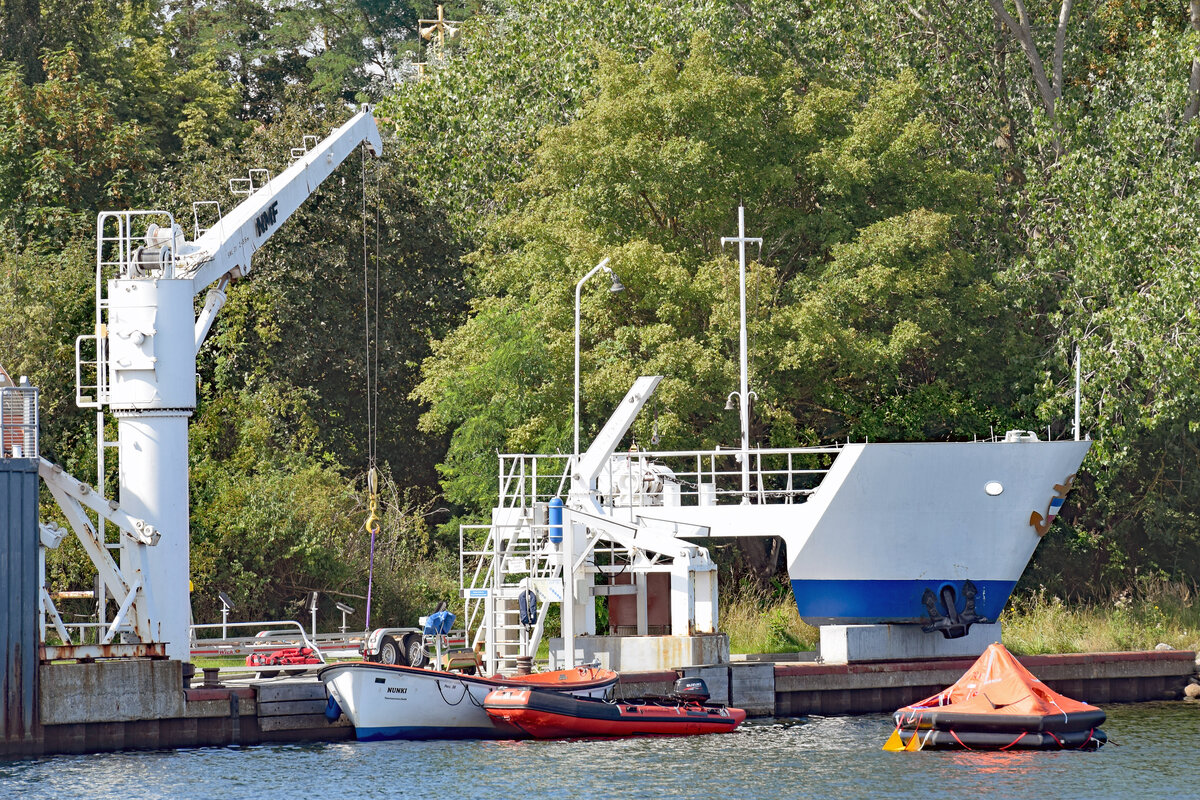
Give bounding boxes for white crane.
[76,108,383,661]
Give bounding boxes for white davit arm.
[177,106,383,295]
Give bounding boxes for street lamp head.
[725,392,737,411]
[609,272,625,293]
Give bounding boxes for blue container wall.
[1,458,40,745]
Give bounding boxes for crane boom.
[178,108,383,292]
[72,106,384,662]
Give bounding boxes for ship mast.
[720,206,761,503]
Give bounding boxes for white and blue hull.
[623,439,1091,626]
[785,440,1090,624]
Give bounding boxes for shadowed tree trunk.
[986,0,1071,155]
[736,537,785,592]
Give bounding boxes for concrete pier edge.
[4,649,1197,757]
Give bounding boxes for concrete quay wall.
[5,650,1196,757]
[18,661,351,757]
[617,649,1198,717]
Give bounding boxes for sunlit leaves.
[1012,22,1200,586]
[415,38,1001,517]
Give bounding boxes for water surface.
[2,703,1196,799]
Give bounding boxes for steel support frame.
[38,459,160,646]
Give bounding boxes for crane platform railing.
[495,445,842,510]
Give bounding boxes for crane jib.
[254,201,280,237]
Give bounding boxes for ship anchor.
[921,580,990,639]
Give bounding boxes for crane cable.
[362,143,382,631]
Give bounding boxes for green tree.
[188,384,454,626]
[1012,23,1200,590]
[0,240,98,476]
[1,0,43,79]
[415,37,1006,590]
[0,48,148,242]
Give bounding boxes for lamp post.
[720,206,762,503]
[574,257,625,461]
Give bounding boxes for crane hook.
[365,467,381,534]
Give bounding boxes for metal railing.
[78,210,180,408]
[459,520,557,639]
[189,620,327,667]
[459,516,568,674]
[0,383,38,458]
[496,446,841,509]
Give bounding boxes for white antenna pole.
[1074,345,1081,441]
[721,206,762,504]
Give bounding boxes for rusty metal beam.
[40,643,167,662]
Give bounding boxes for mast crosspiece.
[418,5,461,66]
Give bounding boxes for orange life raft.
[889,642,1107,751]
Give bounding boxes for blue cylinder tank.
[548,497,563,544]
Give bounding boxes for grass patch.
[191,656,253,669]
[1001,582,1200,655]
[721,589,818,654]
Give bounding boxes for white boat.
[608,434,1091,630]
[461,219,1093,670]
[460,377,1092,673]
[318,661,618,741]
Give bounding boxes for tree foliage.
[4,0,1200,618]
[415,36,1009,548]
[1012,22,1200,588]
[0,49,148,241]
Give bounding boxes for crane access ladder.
[460,504,565,676]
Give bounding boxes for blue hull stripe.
[790,579,1016,623]
[357,725,506,742]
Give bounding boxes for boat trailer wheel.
[378,634,401,665]
[405,634,428,668]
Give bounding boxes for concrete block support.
[40,660,184,725]
[729,662,775,716]
[819,623,1002,663]
[679,665,730,706]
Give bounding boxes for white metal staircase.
[460,510,564,675]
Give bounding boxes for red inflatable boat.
[483,677,746,739]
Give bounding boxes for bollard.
[515,656,533,676]
[181,662,196,689]
[202,667,222,688]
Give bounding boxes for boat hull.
[785,440,1091,625]
[789,578,1016,625]
[483,688,746,738]
[631,439,1091,627]
[319,662,617,741]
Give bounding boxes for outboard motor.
[671,677,710,704]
